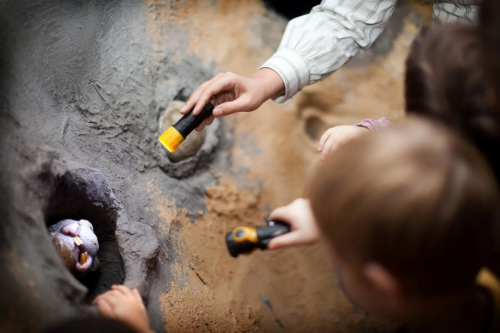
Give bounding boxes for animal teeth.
[73,236,83,246]
[80,252,88,265]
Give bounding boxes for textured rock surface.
[117,220,160,302]
[0,1,231,331]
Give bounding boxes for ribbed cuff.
[259,49,310,104]
[356,117,392,131]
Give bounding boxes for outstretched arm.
[182,0,398,130]
[261,0,398,103]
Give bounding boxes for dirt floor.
[0,0,432,332]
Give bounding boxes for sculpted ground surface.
[0,1,429,332]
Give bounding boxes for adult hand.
[94,285,152,333]
[318,125,368,161]
[267,198,320,251]
[181,68,285,131]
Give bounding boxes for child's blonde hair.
[309,117,497,294]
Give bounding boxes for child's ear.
[363,262,401,300]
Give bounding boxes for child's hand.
[267,198,320,250]
[94,285,152,333]
[318,125,368,161]
[180,68,285,131]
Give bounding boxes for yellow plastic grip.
[159,126,185,153]
[231,227,258,244]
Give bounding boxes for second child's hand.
[94,285,153,333]
[267,198,320,250]
[318,126,368,161]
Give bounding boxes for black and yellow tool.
[226,220,291,257]
[158,101,215,153]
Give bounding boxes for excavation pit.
[45,167,125,302]
[31,156,160,309]
[154,99,223,178]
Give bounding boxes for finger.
[328,132,350,154]
[193,75,235,115]
[182,74,224,114]
[213,97,252,117]
[206,115,215,126]
[182,81,210,114]
[269,206,295,228]
[320,134,338,161]
[196,122,205,132]
[97,291,124,306]
[132,288,144,306]
[318,128,335,151]
[96,299,115,318]
[92,289,116,305]
[112,285,135,298]
[92,295,103,305]
[329,134,344,152]
[196,116,213,131]
[201,116,211,129]
[267,231,306,250]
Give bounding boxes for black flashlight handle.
[226,221,291,257]
[256,221,291,249]
[173,102,214,137]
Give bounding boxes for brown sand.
[154,178,395,332]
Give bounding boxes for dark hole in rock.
[45,170,124,303]
[305,115,328,142]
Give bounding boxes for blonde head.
[309,117,498,293]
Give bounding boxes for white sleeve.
[433,1,480,23]
[260,0,398,104]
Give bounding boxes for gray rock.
[0,146,160,328]
[117,221,160,302]
[0,1,232,331]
